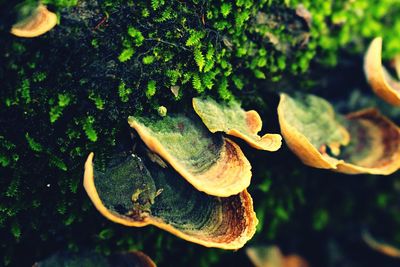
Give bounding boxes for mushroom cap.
[128,114,252,197]
[11,4,57,38]
[336,108,400,174]
[246,246,309,267]
[278,93,400,175]
[364,37,400,106]
[192,97,282,151]
[362,231,400,258]
[84,153,258,250]
[277,93,348,169]
[34,250,156,267]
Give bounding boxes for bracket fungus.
[34,250,156,267]
[362,231,400,258]
[128,114,251,197]
[192,97,282,151]
[278,93,400,175]
[246,246,309,267]
[84,153,258,250]
[364,37,400,106]
[11,4,57,38]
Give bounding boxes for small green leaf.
[83,116,98,142]
[194,48,205,72]
[186,30,205,47]
[192,73,203,92]
[118,48,134,62]
[58,93,71,107]
[49,155,68,171]
[142,55,155,64]
[220,3,232,17]
[127,27,144,46]
[253,69,266,79]
[151,0,165,10]
[25,133,43,152]
[146,80,157,99]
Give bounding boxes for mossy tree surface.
[2,0,400,266]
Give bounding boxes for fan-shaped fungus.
[364,37,400,106]
[128,114,251,197]
[278,93,400,175]
[246,246,309,267]
[11,4,57,38]
[362,231,400,258]
[84,153,258,250]
[34,250,156,267]
[278,93,349,169]
[192,97,282,151]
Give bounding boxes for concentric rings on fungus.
[364,37,400,106]
[84,153,258,250]
[34,250,156,267]
[128,114,251,197]
[278,93,400,175]
[11,4,57,38]
[192,97,282,151]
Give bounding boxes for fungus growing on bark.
[84,153,258,250]
[128,114,252,197]
[246,246,309,267]
[278,93,400,175]
[362,231,400,258]
[192,97,282,151]
[11,4,57,38]
[364,37,400,106]
[34,250,156,267]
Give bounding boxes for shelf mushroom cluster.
[277,37,400,175]
[84,98,282,249]
[277,93,400,174]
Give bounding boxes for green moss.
[287,0,400,63]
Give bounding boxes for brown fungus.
[364,37,400,106]
[128,114,252,197]
[246,246,309,267]
[84,153,258,250]
[362,231,400,258]
[192,97,282,151]
[278,93,400,175]
[11,4,57,38]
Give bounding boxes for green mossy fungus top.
[192,97,282,151]
[2,0,400,266]
[91,153,256,249]
[280,93,349,155]
[129,115,223,176]
[193,97,250,133]
[128,114,252,197]
[94,155,157,217]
